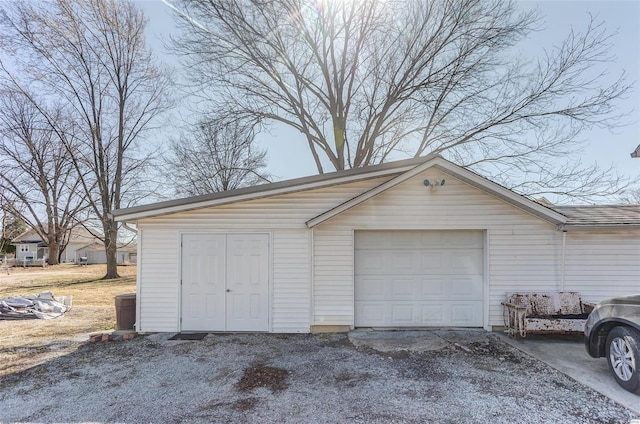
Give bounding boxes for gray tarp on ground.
[0,291,71,320]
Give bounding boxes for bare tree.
[0,199,26,256]
[0,0,171,278]
[620,188,640,204]
[0,89,87,264]
[165,119,271,196]
[172,0,632,201]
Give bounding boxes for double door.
[181,233,269,332]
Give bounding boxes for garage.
[180,233,269,332]
[355,230,484,327]
[114,156,640,334]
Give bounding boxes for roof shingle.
[553,205,640,226]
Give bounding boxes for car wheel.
[605,326,640,393]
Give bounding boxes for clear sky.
[136,0,640,184]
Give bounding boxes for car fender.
[588,318,640,357]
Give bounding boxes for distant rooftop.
[554,205,640,226]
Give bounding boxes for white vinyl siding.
[272,230,311,332]
[563,232,640,303]
[313,169,562,329]
[63,243,83,263]
[135,178,389,333]
[313,229,354,324]
[137,228,180,332]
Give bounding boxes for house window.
[20,245,29,252]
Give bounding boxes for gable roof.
[632,144,640,158]
[12,226,102,244]
[112,156,430,221]
[305,156,567,227]
[11,228,42,243]
[113,155,640,230]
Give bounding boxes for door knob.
[226,289,231,292]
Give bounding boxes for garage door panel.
[420,304,445,323]
[357,250,447,274]
[355,277,385,299]
[450,276,483,298]
[420,278,445,297]
[355,230,484,328]
[391,252,415,272]
[355,251,387,273]
[450,303,482,326]
[391,304,413,322]
[358,303,385,324]
[355,300,483,327]
[420,252,445,271]
[390,279,414,297]
[419,232,445,247]
[452,250,483,273]
[446,231,484,247]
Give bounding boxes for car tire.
[605,326,640,393]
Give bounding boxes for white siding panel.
[313,229,354,324]
[272,230,311,333]
[564,231,640,304]
[137,228,180,332]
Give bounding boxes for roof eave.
[561,223,640,231]
[113,161,425,222]
[10,239,41,245]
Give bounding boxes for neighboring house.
[632,144,640,158]
[12,226,102,262]
[112,156,640,334]
[75,242,137,265]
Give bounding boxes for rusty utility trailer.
[502,292,595,338]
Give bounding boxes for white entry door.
[181,234,269,332]
[355,230,484,327]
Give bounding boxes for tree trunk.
[103,218,119,279]
[47,234,59,265]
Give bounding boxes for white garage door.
[181,233,269,332]
[355,230,484,327]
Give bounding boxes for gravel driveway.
[0,331,637,423]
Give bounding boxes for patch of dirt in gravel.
[465,336,522,363]
[232,397,260,411]
[236,363,289,393]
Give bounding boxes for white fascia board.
[561,224,640,231]
[114,167,413,222]
[306,157,568,228]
